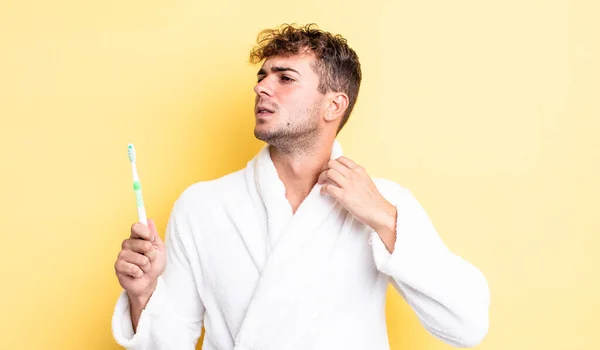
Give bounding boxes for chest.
[188,206,382,312]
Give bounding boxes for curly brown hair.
[249,23,362,133]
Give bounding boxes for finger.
[122,238,153,254]
[122,238,159,262]
[336,156,360,170]
[115,260,144,279]
[320,183,343,199]
[322,159,352,177]
[317,169,335,185]
[119,250,152,273]
[147,219,165,257]
[148,218,163,246]
[322,168,346,187]
[317,170,328,184]
[145,246,159,262]
[130,222,152,241]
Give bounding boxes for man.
[112,23,490,350]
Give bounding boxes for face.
[253,53,326,149]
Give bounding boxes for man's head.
[249,23,361,151]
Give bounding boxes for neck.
[269,137,335,212]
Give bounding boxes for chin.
[253,126,271,142]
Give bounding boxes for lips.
[255,104,275,117]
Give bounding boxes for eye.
[257,76,265,83]
[281,75,294,82]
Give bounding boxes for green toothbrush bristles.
[127,143,136,162]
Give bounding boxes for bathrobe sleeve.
[370,179,490,348]
[111,200,205,349]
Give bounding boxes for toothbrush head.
[127,143,136,163]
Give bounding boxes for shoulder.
[173,168,247,213]
[372,177,416,206]
[372,177,405,197]
[372,178,432,218]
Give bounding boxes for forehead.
[260,53,317,75]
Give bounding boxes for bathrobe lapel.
[234,141,347,350]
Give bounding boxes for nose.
[254,77,274,97]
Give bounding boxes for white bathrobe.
[112,141,490,350]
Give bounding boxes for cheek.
[276,89,293,104]
[283,91,310,109]
[276,94,298,115]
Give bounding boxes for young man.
[112,24,490,350]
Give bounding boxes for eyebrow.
[257,66,301,76]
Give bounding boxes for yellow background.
[1,0,598,349]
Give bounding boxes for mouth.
[255,105,275,118]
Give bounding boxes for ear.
[324,92,349,123]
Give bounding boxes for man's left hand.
[318,156,397,249]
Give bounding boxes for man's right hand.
[115,218,166,310]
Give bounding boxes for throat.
[286,187,313,214]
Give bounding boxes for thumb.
[147,218,164,247]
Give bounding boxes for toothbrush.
[127,143,147,225]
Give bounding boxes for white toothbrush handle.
[136,190,147,225]
[131,163,147,225]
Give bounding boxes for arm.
[112,201,205,350]
[370,180,490,348]
[318,157,489,348]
